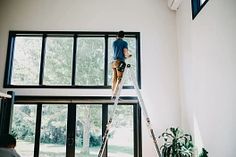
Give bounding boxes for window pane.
[76,37,105,86]
[11,104,37,157]
[11,37,42,85]
[108,105,134,157]
[44,37,73,85]
[75,105,102,156]
[39,104,67,157]
[108,37,137,86]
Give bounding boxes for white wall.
[177,0,236,156]
[0,0,180,156]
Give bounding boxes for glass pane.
[39,104,67,157]
[44,37,73,85]
[108,37,137,86]
[11,104,37,157]
[108,105,134,157]
[76,37,105,86]
[75,105,102,156]
[11,37,42,85]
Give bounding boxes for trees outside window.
[5,31,140,88]
[7,31,141,157]
[11,103,140,157]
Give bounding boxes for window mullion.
[104,35,109,86]
[66,104,76,157]
[4,33,16,86]
[33,104,42,157]
[102,104,108,157]
[72,35,77,86]
[39,34,47,85]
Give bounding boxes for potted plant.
[159,127,194,157]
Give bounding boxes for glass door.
[11,102,140,157]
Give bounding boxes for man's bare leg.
[112,68,117,95]
[112,69,123,99]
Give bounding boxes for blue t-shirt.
[113,38,128,62]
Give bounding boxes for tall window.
[4,31,141,88]
[10,98,141,157]
[11,104,37,157]
[191,0,209,19]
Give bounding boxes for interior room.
[0,0,235,156]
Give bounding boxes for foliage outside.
[10,35,137,157]
[12,104,133,157]
[12,36,137,86]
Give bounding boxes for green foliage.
[11,36,137,155]
[12,35,137,87]
[12,37,42,85]
[159,127,194,157]
[12,105,36,142]
[89,134,102,147]
[10,130,18,138]
[199,148,208,157]
[44,37,73,85]
[76,38,105,85]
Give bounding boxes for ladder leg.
[127,64,162,157]
[98,65,129,157]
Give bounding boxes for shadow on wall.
[193,114,205,155]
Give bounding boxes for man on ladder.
[111,30,132,99]
[98,30,162,157]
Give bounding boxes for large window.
[4,31,140,88]
[191,0,209,19]
[10,97,141,157]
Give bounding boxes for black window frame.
[10,96,142,157]
[4,31,141,89]
[191,0,209,20]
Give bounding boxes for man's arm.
[123,48,132,58]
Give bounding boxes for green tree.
[76,105,102,155]
[12,36,137,156]
[12,105,36,142]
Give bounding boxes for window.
[108,105,134,157]
[191,0,209,19]
[4,31,141,88]
[11,37,42,85]
[10,97,141,157]
[76,37,105,86]
[44,37,73,85]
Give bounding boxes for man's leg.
[112,68,117,95]
[113,69,123,96]
[112,60,120,96]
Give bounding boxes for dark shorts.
[112,60,126,72]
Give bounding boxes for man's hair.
[117,30,125,38]
[0,134,16,147]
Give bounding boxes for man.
[0,134,21,157]
[111,30,132,99]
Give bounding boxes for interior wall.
[0,0,180,156]
[176,0,236,156]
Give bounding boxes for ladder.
[97,64,162,157]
